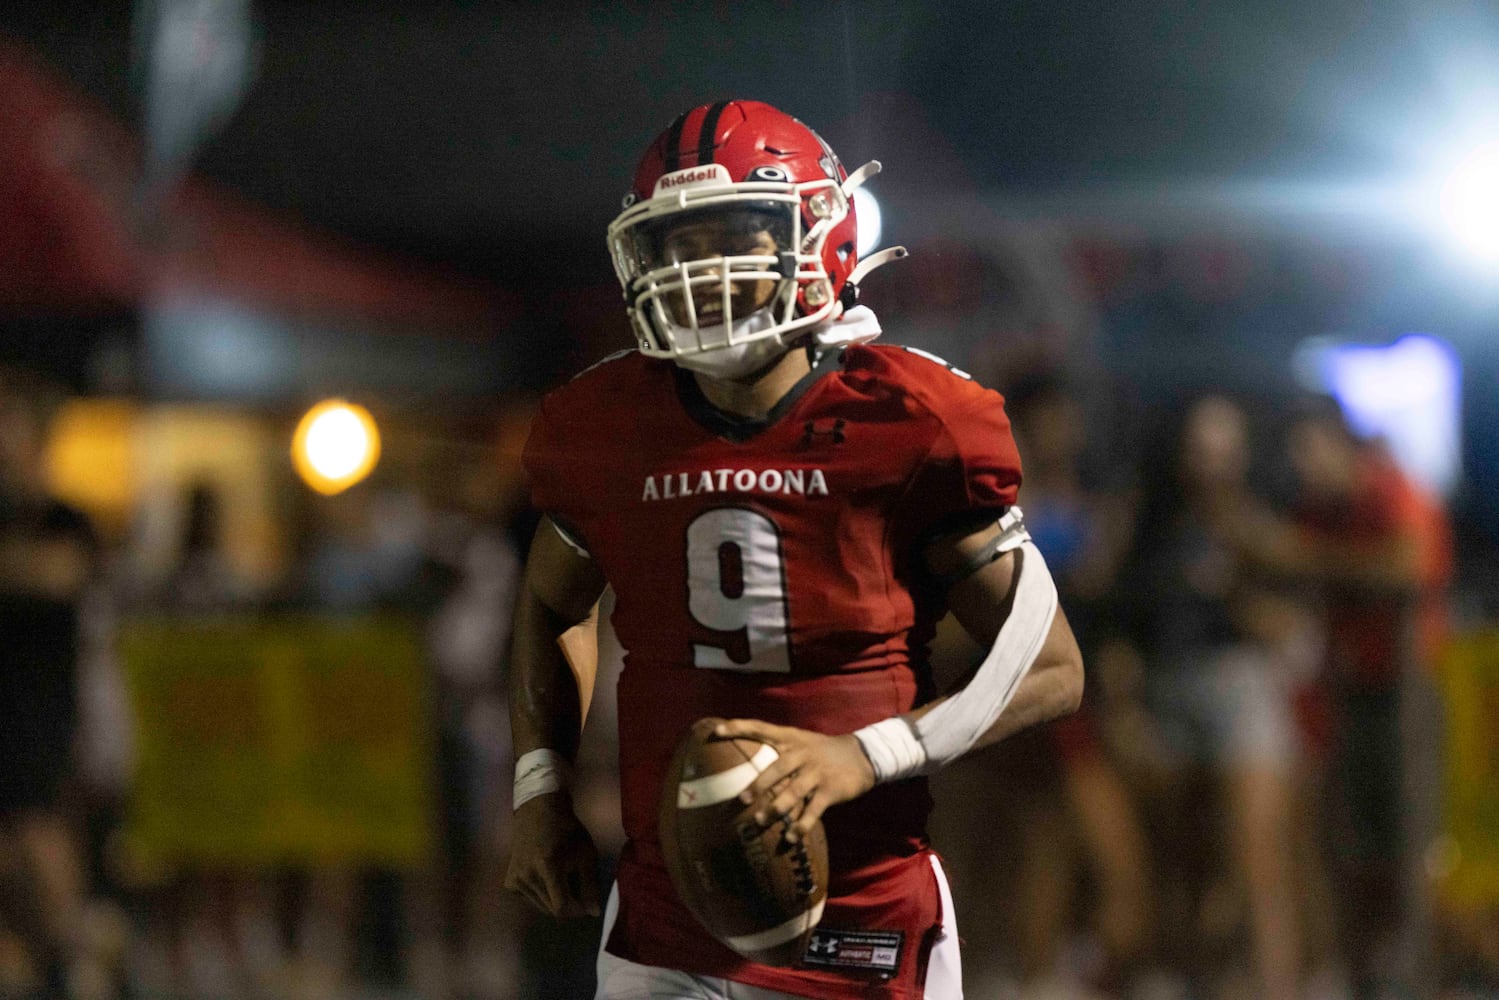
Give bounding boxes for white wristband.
[513,748,573,811]
[853,717,928,783]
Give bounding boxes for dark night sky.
[4,1,1498,541]
[7,0,1497,285]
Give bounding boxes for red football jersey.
[523,343,1021,998]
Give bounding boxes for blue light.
[1296,334,1463,497]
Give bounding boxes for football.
[659,717,829,966]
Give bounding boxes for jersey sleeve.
[520,392,595,545]
[895,368,1023,547]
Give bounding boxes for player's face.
[657,214,782,327]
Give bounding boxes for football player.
[505,100,1084,999]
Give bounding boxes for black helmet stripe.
[662,112,688,173]
[695,100,730,168]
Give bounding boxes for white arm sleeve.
[854,530,1059,782]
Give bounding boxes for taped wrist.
[853,717,928,783]
[513,748,574,810]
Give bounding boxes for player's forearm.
[970,646,1082,751]
[508,583,593,764]
[858,531,1081,782]
[908,606,1083,756]
[508,516,609,767]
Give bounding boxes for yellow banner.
[121,616,433,868]
[1438,628,1499,910]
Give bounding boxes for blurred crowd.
[928,377,1460,1000]
[0,354,1492,1000]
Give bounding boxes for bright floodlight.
[293,399,381,495]
[853,187,882,257]
[1439,141,1499,268]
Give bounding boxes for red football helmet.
[607,101,894,366]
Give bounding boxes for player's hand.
[504,794,601,919]
[712,719,876,845]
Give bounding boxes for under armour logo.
[807,934,838,956]
[801,419,846,446]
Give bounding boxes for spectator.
[951,374,1152,996]
[142,479,277,1000]
[1125,395,1304,1000]
[1228,397,1454,999]
[417,459,526,997]
[157,481,257,614]
[0,368,100,997]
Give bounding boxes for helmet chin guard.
[607,101,903,366]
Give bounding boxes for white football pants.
[594,854,963,1000]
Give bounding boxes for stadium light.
[853,187,882,257]
[1438,140,1499,270]
[292,399,381,495]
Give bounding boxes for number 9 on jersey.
[686,508,792,673]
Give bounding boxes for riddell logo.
[653,163,731,194]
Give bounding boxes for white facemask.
[667,307,789,379]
